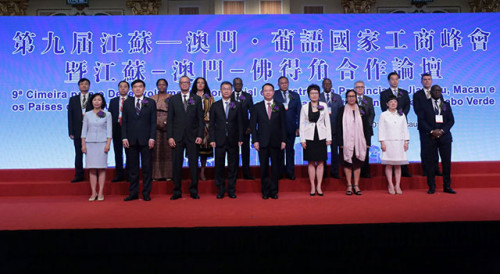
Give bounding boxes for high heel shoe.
[97,194,104,201]
[388,185,395,195]
[89,194,97,201]
[316,188,324,196]
[353,185,362,195]
[395,187,403,195]
[346,185,353,195]
[310,192,316,196]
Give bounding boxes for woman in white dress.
[378,95,410,194]
[81,93,112,201]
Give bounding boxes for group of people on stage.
[68,72,456,202]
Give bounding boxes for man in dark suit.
[380,72,412,177]
[209,81,244,199]
[319,78,343,179]
[413,73,442,177]
[232,77,255,180]
[67,78,93,183]
[108,81,133,182]
[122,79,157,201]
[273,76,301,180]
[354,80,375,178]
[167,76,204,200]
[417,85,455,194]
[251,83,287,199]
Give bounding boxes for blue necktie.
[135,99,141,116]
[225,101,229,119]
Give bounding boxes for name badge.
[328,106,332,115]
[284,103,289,111]
[435,115,443,123]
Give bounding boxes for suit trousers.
[426,136,452,189]
[419,131,439,175]
[112,129,127,178]
[73,138,84,178]
[280,133,296,176]
[329,136,340,176]
[215,143,238,195]
[240,133,251,176]
[172,139,199,196]
[127,144,152,197]
[259,146,280,196]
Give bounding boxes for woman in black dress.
[299,84,332,196]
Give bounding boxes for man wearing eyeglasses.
[354,81,375,178]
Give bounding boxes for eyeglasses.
[179,81,190,84]
[355,86,365,89]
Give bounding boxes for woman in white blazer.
[81,93,112,201]
[300,84,332,196]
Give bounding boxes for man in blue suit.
[319,78,343,179]
[273,76,301,180]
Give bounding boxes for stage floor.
[2,188,500,231]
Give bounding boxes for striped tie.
[136,99,141,116]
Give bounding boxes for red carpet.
[1,162,499,231]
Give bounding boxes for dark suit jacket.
[380,88,411,116]
[121,97,157,146]
[417,98,454,141]
[250,101,287,148]
[67,94,93,138]
[166,92,204,143]
[209,99,244,148]
[109,95,133,135]
[358,95,375,136]
[231,91,253,131]
[273,90,301,134]
[412,88,429,118]
[319,91,343,136]
[336,106,372,147]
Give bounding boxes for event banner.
[0,13,498,169]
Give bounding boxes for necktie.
[236,92,240,102]
[119,97,125,125]
[183,94,188,111]
[267,102,272,119]
[358,96,362,105]
[283,91,287,103]
[82,95,87,108]
[326,93,329,103]
[225,101,229,119]
[393,89,398,96]
[136,98,141,116]
[434,100,440,115]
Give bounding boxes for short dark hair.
[388,72,399,80]
[220,81,233,89]
[262,83,275,91]
[131,79,145,88]
[421,73,432,80]
[78,78,90,85]
[345,89,356,100]
[118,80,129,88]
[386,94,398,103]
[278,76,288,82]
[322,78,332,85]
[90,93,106,109]
[431,84,442,93]
[307,84,321,96]
[232,77,242,84]
[156,78,168,88]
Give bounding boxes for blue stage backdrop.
[0,13,498,169]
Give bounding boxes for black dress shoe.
[143,195,151,201]
[330,174,340,179]
[427,187,435,194]
[170,194,182,200]
[243,175,255,180]
[270,194,278,199]
[287,174,296,180]
[262,195,269,199]
[111,176,124,182]
[228,194,237,199]
[124,195,139,201]
[216,194,224,199]
[360,174,371,178]
[191,194,200,199]
[443,188,456,194]
[70,177,84,183]
[435,170,443,176]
